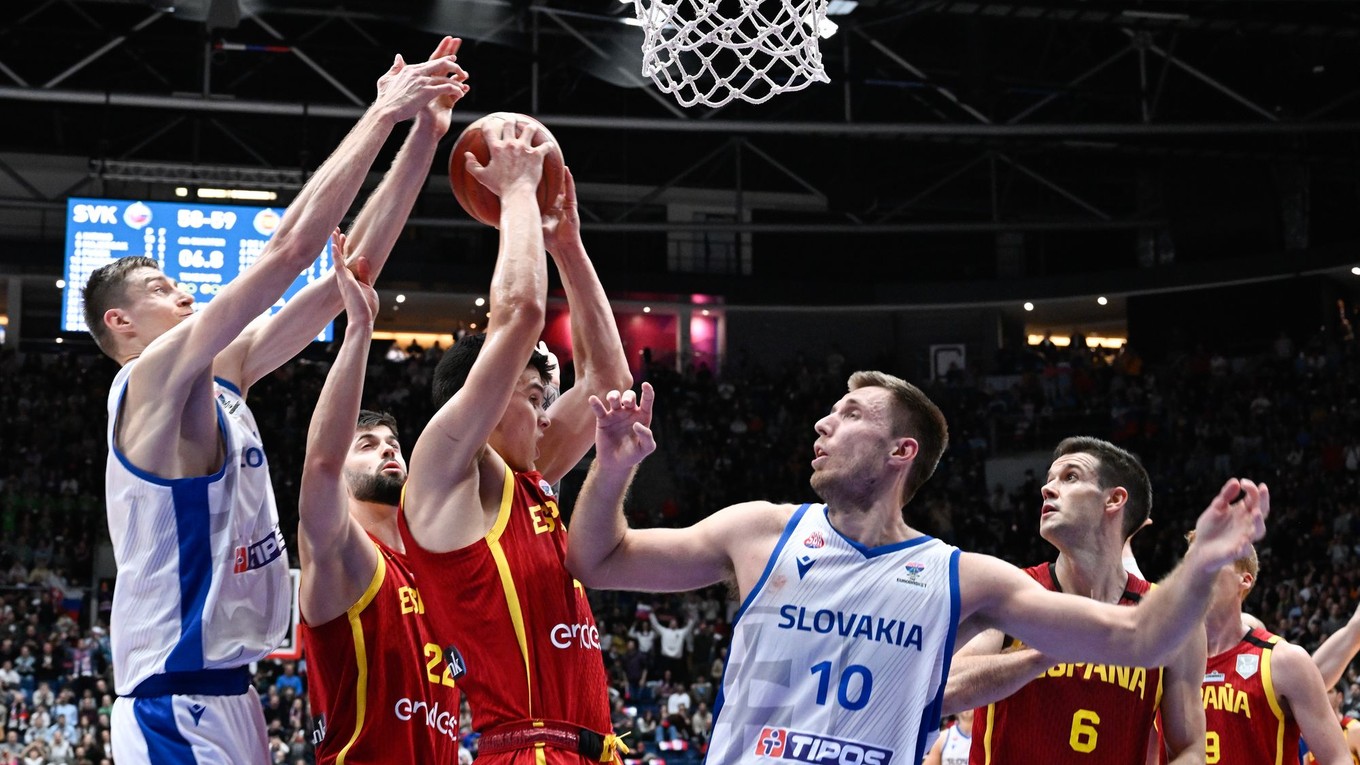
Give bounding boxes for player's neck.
[350,501,404,553]
[825,503,921,548]
[1052,546,1126,603]
[1205,601,1246,656]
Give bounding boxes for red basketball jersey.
[400,466,612,765]
[1202,628,1299,765]
[971,562,1165,765]
[301,540,461,765]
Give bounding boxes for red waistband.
[479,721,626,762]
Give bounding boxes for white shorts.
[112,686,268,764]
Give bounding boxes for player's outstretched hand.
[374,49,465,124]
[542,167,580,256]
[1188,478,1269,573]
[589,382,656,472]
[332,231,378,326]
[415,36,470,137]
[466,119,551,197]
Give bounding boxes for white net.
[633,0,833,108]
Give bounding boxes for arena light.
[826,0,858,14]
[1352,266,1360,276]
[55,279,66,289]
[197,188,279,201]
[475,297,486,307]
[1097,296,1108,306]
[1023,302,1034,312]
[395,294,407,304]
[643,306,652,313]
[1027,334,1127,350]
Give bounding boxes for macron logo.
[188,704,206,726]
[796,555,816,580]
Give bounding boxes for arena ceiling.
[2,0,1360,307]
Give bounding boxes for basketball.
[449,112,566,228]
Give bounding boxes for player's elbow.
[492,297,546,331]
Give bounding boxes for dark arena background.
[2,1,1360,763]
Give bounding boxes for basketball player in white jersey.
[923,709,972,765]
[82,41,466,764]
[567,375,1268,764]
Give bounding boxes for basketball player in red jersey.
[398,119,632,765]
[944,437,1205,764]
[296,242,460,763]
[1198,535,1350,765]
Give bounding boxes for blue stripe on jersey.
[913,547,963,763]
[133,697,198,764]
[165,476,214,672]
[712,502,810,726]
[213,376,241,396]
[824,506,937,559]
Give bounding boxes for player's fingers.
[562,167,577,207]
[634,423,657,454]
[605,389,622,411]
[1212,477,1241,512]
[464,153,485,175]
[588,394,607,419]
[639,381,656,416]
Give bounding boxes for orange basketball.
[449,112,566,228]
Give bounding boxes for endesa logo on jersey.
[233,526,286,573]
[754,727,893,765]
[550,622,601,650]
[394,698,458,743]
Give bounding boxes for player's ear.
[891,437,918,463]
[104,308,134,337]
[1105,486,1128,513]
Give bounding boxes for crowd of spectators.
[2,311,1360,762]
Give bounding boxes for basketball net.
[632,0,833,108]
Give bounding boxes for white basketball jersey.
[105,362,291,694]
[706,504,960,765]
[939,723,970,765]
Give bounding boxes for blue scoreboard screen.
[63,197,333,341]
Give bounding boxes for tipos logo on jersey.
[753,727,893,765]
[803,532,825,549]
[233,526,286,573]
[895,562,927,588]
[1236,654,1259,680]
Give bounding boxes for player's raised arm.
[566,383,790,594]
[535,167,632,484]
[403,120,552,550]
[961,478,1267,668]
[223,37,471,394]
[1159,622,1208,765]
[1311,599,1360,689]
[297,237,384,627]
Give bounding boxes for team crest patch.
[895,562,928,588]
[803,532,825,549]
[539,479,555,497]
[1236,654,1259,680]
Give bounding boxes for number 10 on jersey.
[811,662,874,711]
